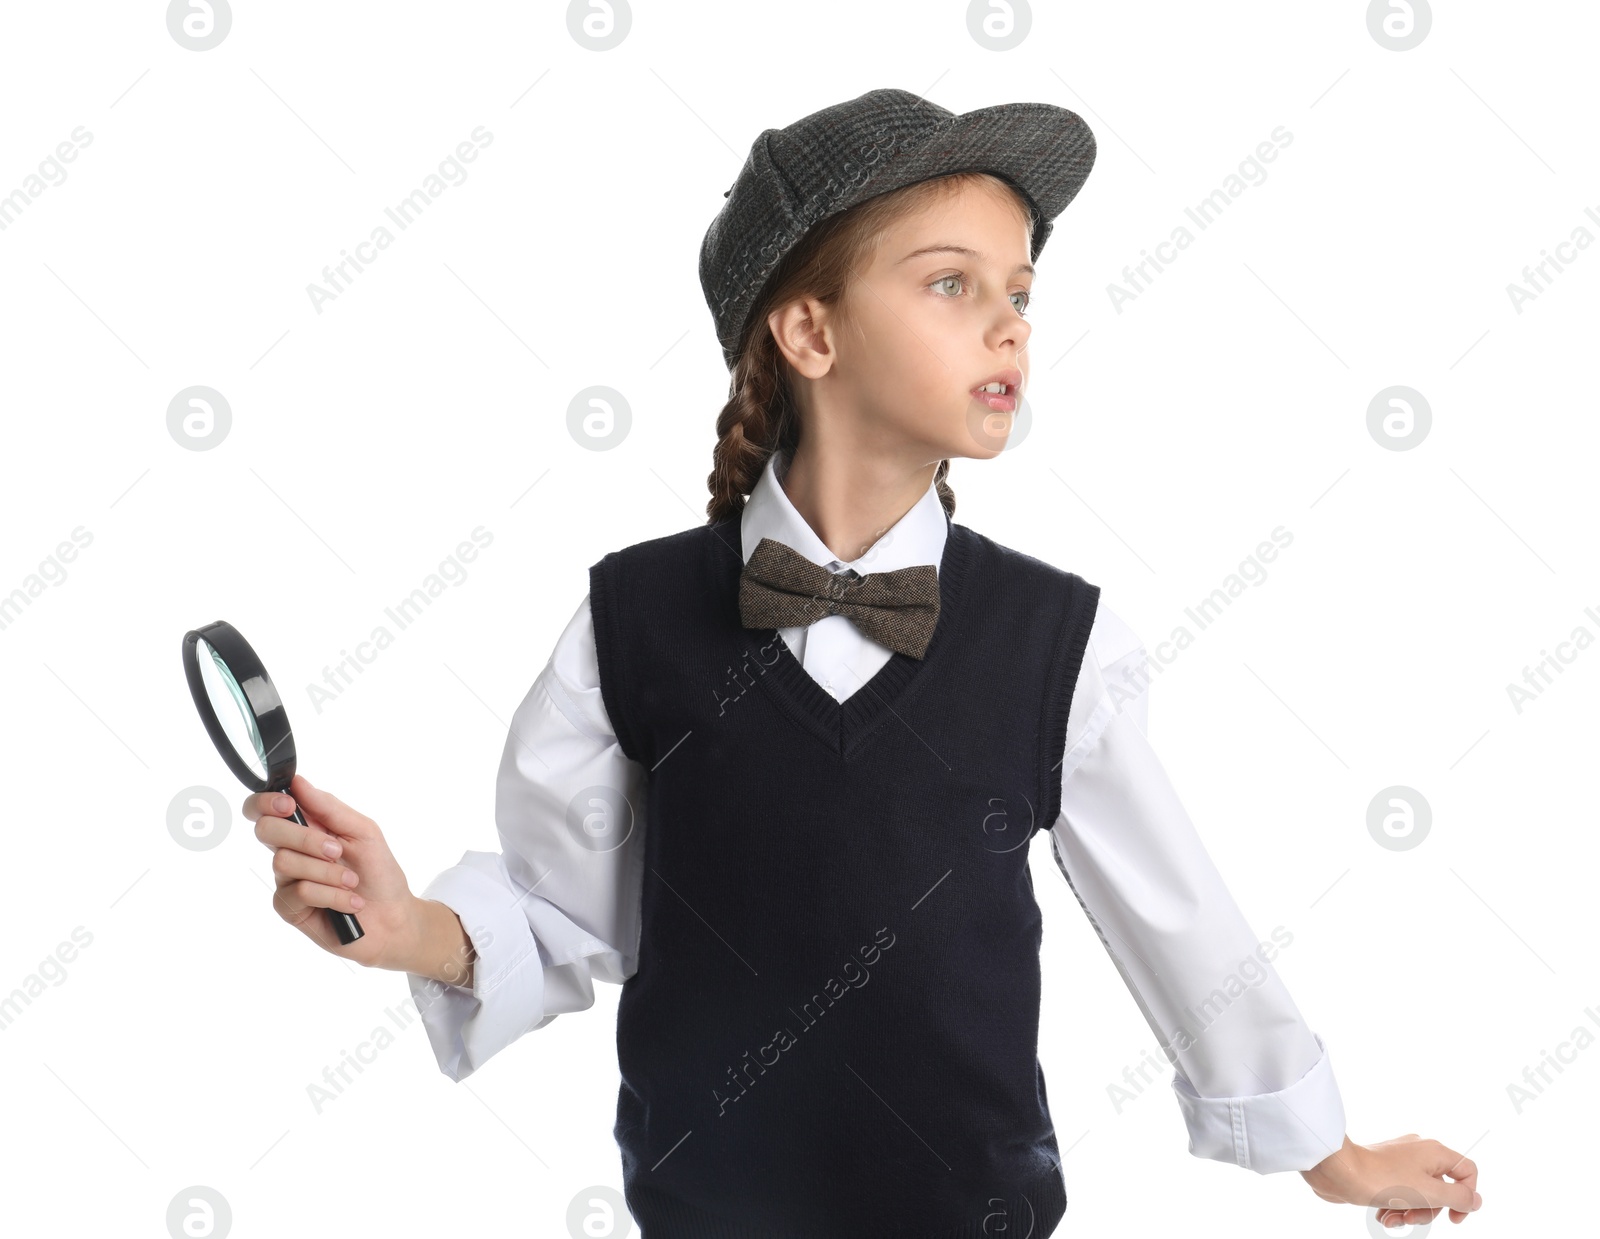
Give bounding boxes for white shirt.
[406,449,1347,1174]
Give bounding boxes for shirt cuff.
[405,850,547,1082]
[1170,1031,1347,1173]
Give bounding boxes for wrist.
[1301,1135,1374,1203]
[435,898,479,990]
[387,894,429,975]
[402,896,476,989]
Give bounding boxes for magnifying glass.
[180,620,364,945]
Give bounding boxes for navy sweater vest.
[588,514,1100,1239]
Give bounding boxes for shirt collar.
[739,447,949,575]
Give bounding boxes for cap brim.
[841,99,1097,262]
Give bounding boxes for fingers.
[242,789,299,825]
[283,774,375,842]
[1365,1135,1482,1227]
[271,845,361,900]
[1373,1141,1481,1228]
[244,776,373,937]
[272,875,366,926]
[1429,1141,1479,1217]
[1378,1206,1441,1228]
[1434,1143,1477,1185]
[251,794,345,860]
[271,848,366,924]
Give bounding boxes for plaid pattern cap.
[698,87,1097,370]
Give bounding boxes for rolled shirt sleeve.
[1170,1030,1345,1173]
[1047,602,1347,1173]
[406,592,646,1082]
[407,850,549,1082]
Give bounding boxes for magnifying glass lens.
[196,637,269,780]
[183,620,363,945]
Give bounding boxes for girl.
[245,88,1482,1235]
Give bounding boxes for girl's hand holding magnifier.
[244,773,426,973]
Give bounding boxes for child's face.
[805,178,1036,464]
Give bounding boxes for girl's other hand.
[1300,1133,1482,1226]
[244,773,421,973]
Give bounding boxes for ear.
[766,296,835,380]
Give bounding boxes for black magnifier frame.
[181,620,364,945]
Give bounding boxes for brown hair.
[703,171,1038,524]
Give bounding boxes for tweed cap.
[699,87,1097,370]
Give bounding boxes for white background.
[1,1,1591,1234]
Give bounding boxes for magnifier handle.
[290,804,365,946]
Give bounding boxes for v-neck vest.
[589,515,1100,1239]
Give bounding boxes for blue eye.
[1010,290,1030,315]
[933,275,963,296]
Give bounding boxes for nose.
[985,296,1036,344]
[988,305,1030,355]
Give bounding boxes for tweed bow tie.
[738,537,941,659]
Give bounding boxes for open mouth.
[970,379,1019,412]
